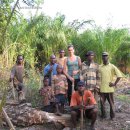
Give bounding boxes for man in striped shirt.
[81,51,99,101]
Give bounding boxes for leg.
[107,93,115,119]
[67,79,72,105]
[100,93,107,118]
[74,79,80,91]
[85,108,98,129]
[17,83,26,102]
[71,110,79,128]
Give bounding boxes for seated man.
[70,81,97,130]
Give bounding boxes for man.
[70,81,97,130]
[99,52,122,120]
[9,55,26,103]
[44,54,58,85]
[56,49,66,67]
[81,51,99,101]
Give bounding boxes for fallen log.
[3,101,71,129]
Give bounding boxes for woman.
[63,44,81,104]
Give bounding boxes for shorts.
[55,94,66,105]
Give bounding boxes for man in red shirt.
[70,81,97,130]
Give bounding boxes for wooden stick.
[72,64,75,93]
[80,94,84,130]
[2,107,15,130]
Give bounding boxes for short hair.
[43,76,49,81]
[17,55,24,60]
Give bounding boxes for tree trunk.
[3,101,71,129]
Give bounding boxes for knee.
[71,111,77,117]
[92,108,98,115]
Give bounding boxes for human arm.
[109,77,121,87]
[109,65,122,87]
[44,65,53,77]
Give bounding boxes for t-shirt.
[10,65,25,85]
[99,63,123,93]
[52,74,68,95]
[70,90,96,107]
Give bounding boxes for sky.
[20,0,130,29]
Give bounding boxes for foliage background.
[0,0,130,107]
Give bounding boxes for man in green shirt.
[99,52,122,120]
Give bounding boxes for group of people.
[9,44,123,130]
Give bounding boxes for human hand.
[49,66,53,72]
[109,82,116,87]
[72,70,78,75]
[69,77,74,82]
[79,105,86,110]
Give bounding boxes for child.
[52,64,68,115]
[39,77,54,113]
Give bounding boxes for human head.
[77,81,85,94]
[17,55,24,64]
[68,44,74,56]
[56,64,63,74]
[50,54,56,65]
[43,77,49,86]
[86,51,95,61]
[59,49,65,58]
[102,52,109,64]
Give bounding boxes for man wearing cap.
[99,52,122,120]
[81,51,99,101]
[70,81,97,130]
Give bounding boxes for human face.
[59,50,65,58]
[87,55,94,61]
[57,65,63,74]
[44,79,49,86]
[102,55,109,64]
[68,47,74,55]
[50,55,56,64]
[17,56,23,64]
[78,85,85,93]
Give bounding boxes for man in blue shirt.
[44,55,58,85]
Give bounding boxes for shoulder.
[84,90,92,95]
[76,56,81,60]
[44,64,50,68]
[61,74,66,78]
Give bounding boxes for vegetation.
[0,0,130,108]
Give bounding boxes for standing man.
[99,52,122,120]
[81,51,99,101]
[9,55,26,103]
[57,49,66,67]
[44,54,58,85]
[70,81,97,130]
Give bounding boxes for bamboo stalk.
[2,107,15,130]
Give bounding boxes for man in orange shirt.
[70,81,97,130]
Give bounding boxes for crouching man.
[70,81,97,130]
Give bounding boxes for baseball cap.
[102,52,109,56]
[86,51,95,56]
[77,81,85,87]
